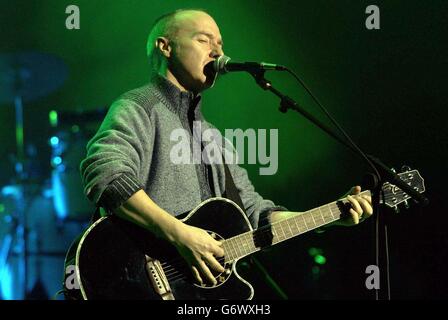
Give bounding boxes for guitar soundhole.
[158,230,233,289]
[195,230,232,289]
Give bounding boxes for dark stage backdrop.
[0,0,446,300]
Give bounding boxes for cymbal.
[0,52,68,105]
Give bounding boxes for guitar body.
[66,198,255,300]
[63,169,425,300]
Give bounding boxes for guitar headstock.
[380,168,425,212]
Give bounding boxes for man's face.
[167,12,224,93]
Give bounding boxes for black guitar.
[63,169,425,300]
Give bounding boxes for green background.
[0,0,447,299]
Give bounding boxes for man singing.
[80,9,373,291]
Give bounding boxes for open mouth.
[203,60,216,77]
[203,61,219,87]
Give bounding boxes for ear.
[156,37,172,58]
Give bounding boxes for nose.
[210,45,224,59]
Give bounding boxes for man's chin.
[205,76,217,89]
[192,75,216,93]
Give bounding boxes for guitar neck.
[222,190,371,262]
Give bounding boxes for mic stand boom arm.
[250,70,428,206]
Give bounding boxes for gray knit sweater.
[80,75,285,228]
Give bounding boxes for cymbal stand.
[10,93,30,299]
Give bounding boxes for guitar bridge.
[145,255,175,300]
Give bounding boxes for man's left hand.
[337,185,373,226]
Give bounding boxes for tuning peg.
[403,200,410,209]
[391,168,396,173]
[393,206,400,214]
[401,165,411,172]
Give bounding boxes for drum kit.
[0,52,105,299]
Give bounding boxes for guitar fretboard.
[222,191,370,262]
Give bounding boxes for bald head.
[146,9,224,93]
[147,10,216,73]
[168,10,217,38]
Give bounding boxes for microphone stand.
[248,69,428,299]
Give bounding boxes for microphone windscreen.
[213,55,231,74]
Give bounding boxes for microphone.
[213,55,286,75]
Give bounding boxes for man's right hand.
[114,190,225,286]
[168,221,225,286]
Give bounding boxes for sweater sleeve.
[80,98,154,212]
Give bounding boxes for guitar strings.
[159,230,261,270]
[162,213,328,280]
[159,229,262,271]
[160,230,273,278]
[159,191,417,280]
[161,255,228,278]
[160,196,381,273]
[161,209,332,279]
[159,203,345,274]
[163,188,418,282]
[162,260,227,281]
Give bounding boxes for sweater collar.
[151,74,203,119]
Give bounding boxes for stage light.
[314,254,326,265]
[52,156,62,166]
[49,110,58,127]
[50,136,59,146]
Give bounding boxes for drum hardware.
[48,108,106,222]
[0,51,67,299]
